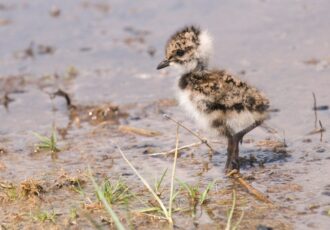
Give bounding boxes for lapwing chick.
[157,26,269,171]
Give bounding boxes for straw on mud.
[163,114,215,154]
[150,141,202,156]
[113,142,172,224]
[225,189,236,230]
[88,166,126,230]
[169,125,179,218]
[151,140,224,156]
[232,210,245,230]
[133,211,168,220]
[118,125,161,137]
[227,170,272,204]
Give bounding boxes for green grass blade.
[88,167,126,230]
[171,190,180,203]
[225,190,236,230]
[200,180,216,205]
[32,132,50,142]
[114,144,170,222]
[176,178,192,197]
[155,168,168,193]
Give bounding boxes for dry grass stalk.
[163,114,215,154]
[150,141,202,156]
[113,142,173,224]
[151,140,224,156]
[313,92,318,129]
[255,139,286,148]
[308,126,326,135]
[88,167,126,230]
[227,170,272,204]
[310,92,326,141]
[225,190,236,230]
[20,179,44,197]
[169,125,179,218]
[319,120,324,142]
[118,125,162,137]
[132,211,168,221]
[0,181,14,189]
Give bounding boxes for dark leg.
[225,136,240,172]
[225,136,234,170]
[225,121,262,172]
[232,135,241,171]
[235,121,261,140]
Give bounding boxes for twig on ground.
[163,114,215,154]
[132,211,168,221]
[149,141,202,156]
[313,92,317,129]
[112,141,173,225]
[1,93,14,109]
[319,120,324,142]
[310,93,326,141]
[308,120,326,138]
[119,125,162,137]
[227,170,273,204]
[260,123,278,134]
[52,89,72,107]
[308,127,326,135]
[150,140,224,156]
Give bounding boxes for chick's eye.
[176,49,185,57]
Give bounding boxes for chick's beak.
[157,59,170,70]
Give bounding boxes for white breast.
[176,89,258,136]
[226,111,255,135]
[176,89,210,131]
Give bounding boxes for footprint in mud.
[322,184,330,196]
[239,148,290,169]
[205,146,289,170]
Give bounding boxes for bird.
[156,26,270,172]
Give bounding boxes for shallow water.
[1,0,330,229]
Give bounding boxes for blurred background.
[1,0,329,134]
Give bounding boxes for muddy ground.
[1,0,330,229]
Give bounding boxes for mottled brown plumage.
[179,70,269,121]
[157,26,270,171]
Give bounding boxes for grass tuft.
[200,180,216,205]
[88,167,126,230]
[115,143,172,223]
[177,179,215,217]
[33,130,60,153]
[97,179,132,205]
[20,179,44,197]
[169,125,180,219]
[4,186,19,201]
[32,210,57,223]
[154,168,168,197]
